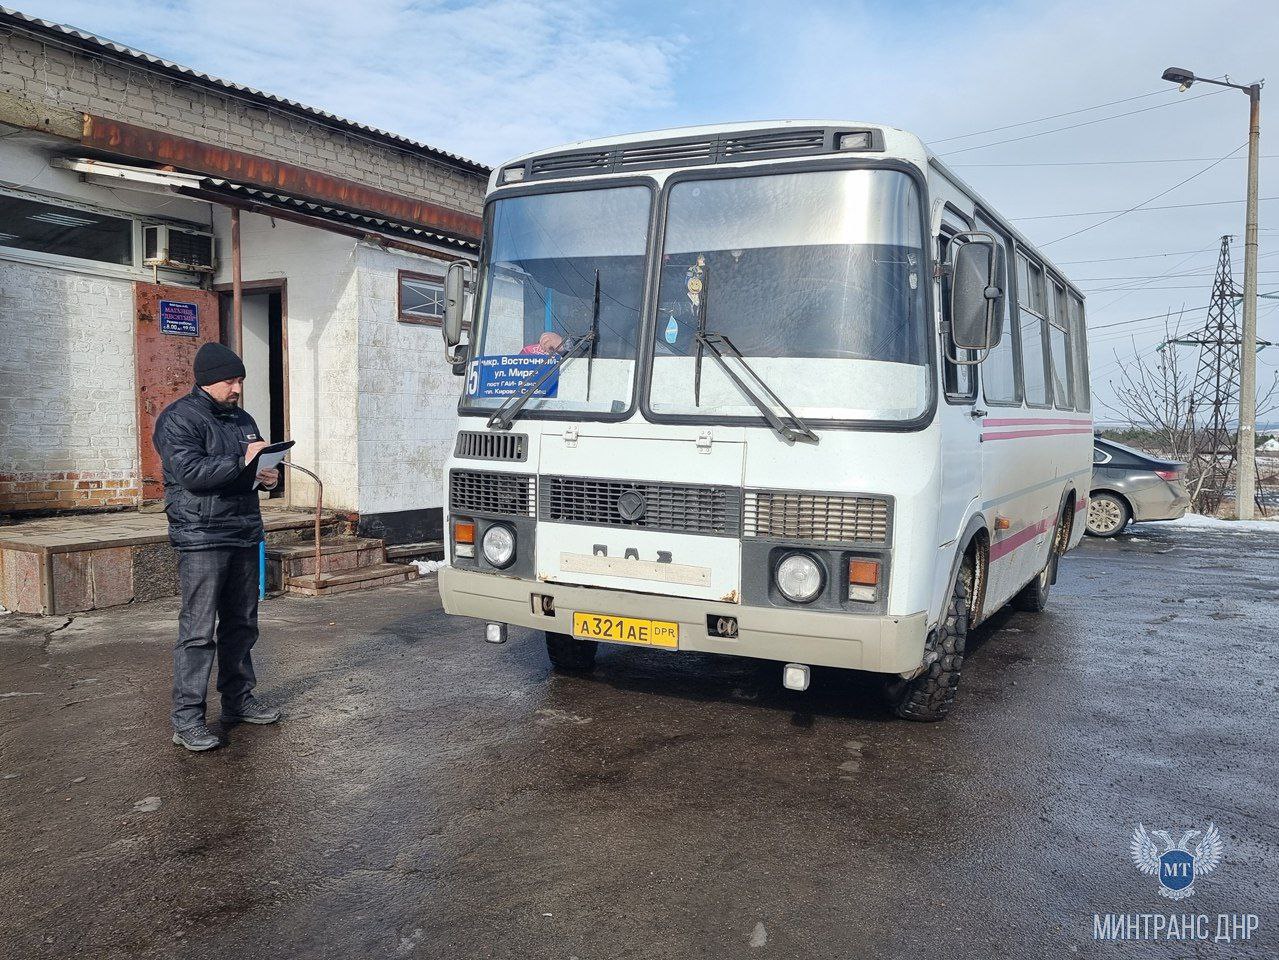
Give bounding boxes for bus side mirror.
[443,260,471,366]
[949,234,1006,352]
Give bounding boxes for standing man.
[154,342,283,751]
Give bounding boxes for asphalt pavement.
[1,527,1276,960]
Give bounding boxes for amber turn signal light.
[453,518,476,558]
[847,559,880,586]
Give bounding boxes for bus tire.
[887,570,968,722]
[546,631,598,673]
[1012,507,1069,613]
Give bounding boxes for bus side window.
[1016,252,1050,407]
[1069,293,1091,411]
[939,229,977,402]
[975,215,1020,405]
[1048,279,1072,410]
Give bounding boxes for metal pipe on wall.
[229,206,243,354]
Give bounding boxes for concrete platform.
[0,505,342,615]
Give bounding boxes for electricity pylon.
[1165,236,1274,514]
[1169,236,1241,513]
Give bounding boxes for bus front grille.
[743,491,890,545]
[454,431,527,462]
[450,470,536,517]
[539,475,742,537]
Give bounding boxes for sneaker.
[222,698,281,725]
[172,724,223,752]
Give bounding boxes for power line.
[1084,283,1246,292]
[1088,304,1214,331]
[1042,143,1248,247]
[1018,195,1273,221]
[952,154,1277,168]
[938,88,1230,157]
[928,88,1173,145]
[1074,269,1279,281]
[1059,248,1279,265]
[1086,243,1221,314]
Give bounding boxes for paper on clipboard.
[247,440,295,489]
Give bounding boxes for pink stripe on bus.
[989,517,1052,560]
[981,417,1094,427]
[981,427,1095,442]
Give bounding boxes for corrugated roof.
[0,6,491,176]
[201,179,479,252]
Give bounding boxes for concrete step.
[385,540,445,562]
[268,536,385,580]
[284,562,418,596]
[264,514,348,548]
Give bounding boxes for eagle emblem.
[1130,823,1224,899]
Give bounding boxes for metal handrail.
[279,461,324,590]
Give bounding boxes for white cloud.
[22,0,684,164]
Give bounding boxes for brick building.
[0,7,488,546]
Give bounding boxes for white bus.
[437,121,1092,720]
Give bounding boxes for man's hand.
[244,440,270,465]
[256,468,279,489]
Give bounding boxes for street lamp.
[1161,66,1263,519]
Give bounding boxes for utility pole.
[1160,67,1264,519]
[1238,82,1262,519]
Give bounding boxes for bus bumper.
[438,567,928,674]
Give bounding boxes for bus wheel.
[546,632,598,673]
[886,569,969,722]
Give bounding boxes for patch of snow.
[750,922,768,948]
[0,604,10,615]
[1162,513,1279,534]
[411,559,447,576]
[131,796,162,813]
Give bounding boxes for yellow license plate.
[572,612,679,649]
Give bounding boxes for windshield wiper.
[487,273,601,431]
[695,331,818,444]
[689,260,817,445]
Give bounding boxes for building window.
[0,192,133,265]
[398,270,446,325]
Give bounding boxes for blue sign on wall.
[467,354,560,399]
[159,300,199,337]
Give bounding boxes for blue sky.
[18,0,1279,415]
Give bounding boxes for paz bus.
[436,121,1092,720]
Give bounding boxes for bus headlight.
[481,524,516,568]
[775,553,824,603]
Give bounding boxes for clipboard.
[244,440,295,489]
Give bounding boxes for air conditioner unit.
[143,224,215,272]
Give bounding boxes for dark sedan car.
[1088,437,1191,537]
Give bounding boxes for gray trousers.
[173,546,260,731]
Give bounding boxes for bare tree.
[1102,312,1279,512]
[1101,315,1196,462]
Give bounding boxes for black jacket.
[153,386,267,551]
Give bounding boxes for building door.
[134,282,220,502]
[221,285,287,498]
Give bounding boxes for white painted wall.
[355,244,461,517]
[0,131,210,508]
[0,259,137,476]
[212,207,361,512]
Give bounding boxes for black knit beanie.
[194,342,247,385]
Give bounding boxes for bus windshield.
[461,185,650,417]
[648,168,930,423]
